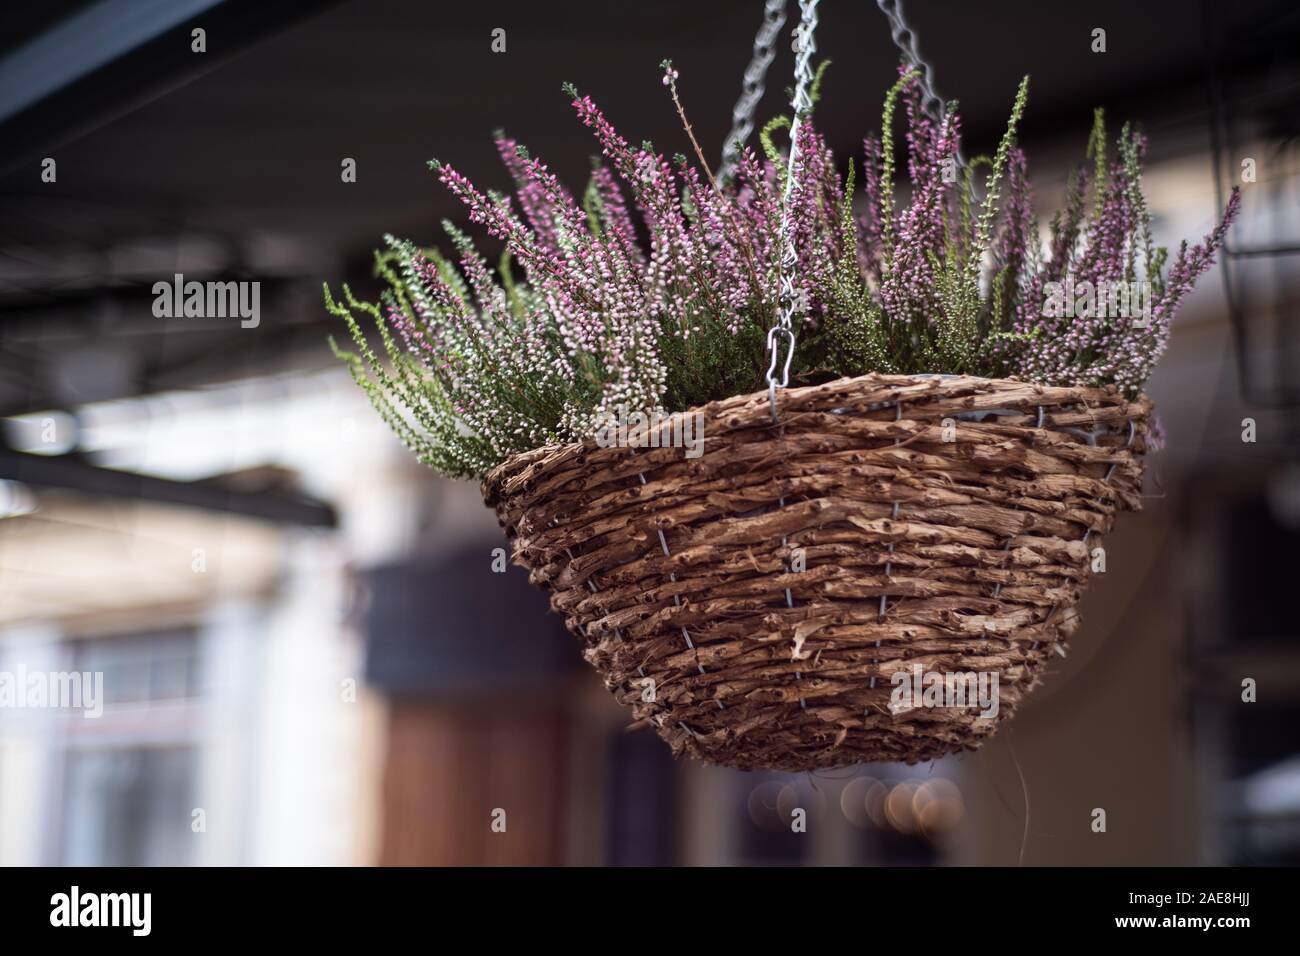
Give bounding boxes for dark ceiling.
[1,0,1298,415]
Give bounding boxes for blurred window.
[75,629,201,706]
[60,747,197,866]
[52,627,204,865]
[1190,479,1300,864]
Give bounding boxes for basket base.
[484,373,1148,771]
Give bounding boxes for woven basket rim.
[483,371,1149,503]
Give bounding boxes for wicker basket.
[482,373,1150,771]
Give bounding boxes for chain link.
[718,0,788,185]
[765,0,819,408]
[875,0,967,170]
[760,0,958,409]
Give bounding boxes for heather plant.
[328,64,1239,479]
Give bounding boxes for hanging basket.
[482,373,1150,771]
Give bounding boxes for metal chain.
[718,0,789,185]
[762,0,957,409]
[875,0,967,170]
[765,0,819,416]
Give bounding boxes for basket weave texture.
[482,374,1150,771]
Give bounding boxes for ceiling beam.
[0,0,339,177]
[0,449,336,527]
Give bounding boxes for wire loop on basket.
[765,325,796,397]
[870,399,904,691]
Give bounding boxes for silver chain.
[718,0,788,185]
[758,0,957,412]
[764,0,819,414]
[875,0,966,169]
